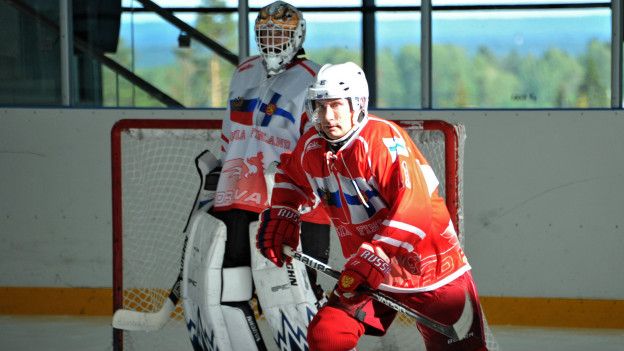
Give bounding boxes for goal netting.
[111,118,499,350]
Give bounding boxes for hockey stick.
[112,239,186,331]
[112,279,180,331]
[283,246,474,341]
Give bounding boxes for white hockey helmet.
[305,62,369,144]
[255,1,306,75]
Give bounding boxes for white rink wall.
[1,108,623,300]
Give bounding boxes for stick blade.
[112,298,175,331]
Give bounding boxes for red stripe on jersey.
[239,56,261,66]
[221,133,229,143]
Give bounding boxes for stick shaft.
[283,246,472,340]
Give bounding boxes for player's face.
[315,98,354,140]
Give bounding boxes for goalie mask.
[305,62,369,145]
[255,1,306,75]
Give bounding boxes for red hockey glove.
[337,243,391,300]
[256,206,301,267]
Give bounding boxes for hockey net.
[111,118,499,350]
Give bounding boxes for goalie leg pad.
[250,221,320,351]
[183,212,265,351]
[222,302,266,351]
[184,150,221,233]
[222,267,252,302]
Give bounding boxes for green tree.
[377,48,403,107]
[577,39,609,107]
[308,47,360,67]
[155,0,236,107]
[432,44,472,107]
[396,45,421,108]
[514,48,582,108]
[471,46,519,107]
[102,38,165,107]
[539,48,583,107]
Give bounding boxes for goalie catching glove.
[256,206,301,267]
[337,243,391,302]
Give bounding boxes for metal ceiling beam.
[135,0,238,66]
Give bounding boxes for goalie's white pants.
[182,212,320,351]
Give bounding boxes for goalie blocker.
[182,150,323,351]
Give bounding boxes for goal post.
[110,118,495,350]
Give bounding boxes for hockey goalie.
[182,2,331,350]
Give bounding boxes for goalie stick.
[283,246,474,341]
[112,242,185,331]
[111,283,179,331]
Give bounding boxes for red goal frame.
[110,118,462,350]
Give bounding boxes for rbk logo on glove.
[256,206,301,267]
[277,207,300,221]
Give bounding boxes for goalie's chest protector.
[216,56,320,214]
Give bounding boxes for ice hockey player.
[256,61,489,350]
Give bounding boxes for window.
[431,5,610,108]
[0,0,616,109]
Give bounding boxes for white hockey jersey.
[272,115,471,292]
[215,55,327,224]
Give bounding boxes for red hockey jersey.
[272,115,471,292]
